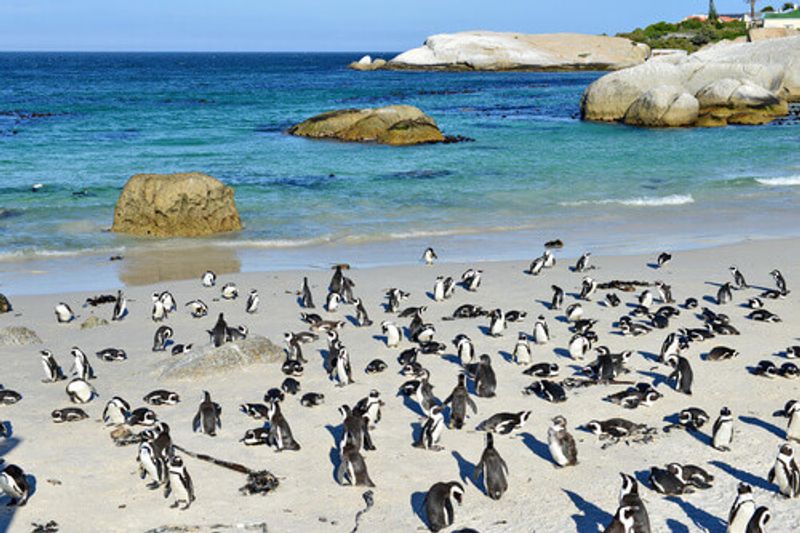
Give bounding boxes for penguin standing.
[726,482,755,533]
[580,277,597,301]
[300,277,315,308]
[473,433,508,500]
[433,276,446,302]
[569,334,591,361]
[0,463,30,506]
[151,292,167,322]
[153,325,174,352]
[717,282,733,305]
[331,346,354,386]
[474,354,497,398]
[574,252,591,272]
[604,506,638,533]
[137,440,166,489]
[780,400,800,442]
[551,285,564,310]
[192,391,221,437]
[165,455,195,509]
[339,405,375,452]
[70,347,95,380]
[488,309,506,337]
[771,269,788,295]
[422,247,438,265]
[102,396,131,425]
[201,270,216,287]
[745,507,771,533]
[354,297,373,327]
[66,378,97,404]
[730,267,749,289]
[667,355,693,395]
[337,443,375,487]
[54,302,76,323]
[461,269,482,292]
[353,390,384,429]
[381,321,402,348]
[39,350,66,382]
[533,315,550,345]
[767,443,800,497]
[712,407,734,451]
[442,374,477,430]
[424,481,463,532]
[618,473,651,533]
[159,291,176,313]
[414,405,446,451]
[512,333,532,365]
[454,334,476,366]
[209,313,227,348]
[326,291,341,313]
[548,415,578,467]
[112,290,128,321]
[245,289,259,314]
[266,399,301,451]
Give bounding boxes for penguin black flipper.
[466,395,478,414]
[192,412,201,433]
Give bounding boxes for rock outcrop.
[0,294,10,314]
[348,55,388,71]
[581,35,800,127]
[81,316,109,330]
[0,327,41,346]
[381,32,649,71]
[160,336,282,380]
[288,105,447,146]
[111,172,242,237]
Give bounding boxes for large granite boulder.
[111,172,242,237]
[288,105,446,146]
[384,32,649,71]
[160,336,283,380]
[623,86,699,127]
[0,327,41,346]
[582,36,800,127]
[349,55,388,71]
[0,294,10,314]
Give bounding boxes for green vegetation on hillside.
[617,19,747,53]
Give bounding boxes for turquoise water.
[1,52,800,266]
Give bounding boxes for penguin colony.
[1,248,800,532]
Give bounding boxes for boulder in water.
[160,336,283,380]
[111,172,243,237]
[623,86,699,127]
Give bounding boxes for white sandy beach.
[2,237,800,532]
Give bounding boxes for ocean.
[1,52,800,292]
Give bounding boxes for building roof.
[764,9,800,19]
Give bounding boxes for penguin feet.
[146,482,160,490]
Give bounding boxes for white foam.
[755,176,800,186]
[560,194,695,208]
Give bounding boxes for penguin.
[151,292,167,322]
[102,396,131,425]
[423,247,438,265]
[127,407,158,427]
[54,302,76,323]
[488,309,506,337]
[526,380,567,403]
[474,354,497,397]
[137,440,166,489]
[585,419,648,441]
[512,332,532,365]
[745,507,771,533]
[565,303,584,323]
[381,321,403,348]
[221,282,239,300]
[767,443,800,497]
[245,289,259,314]
[414,405,446,451]
[476,411,531,434]
[401,368,439,417]
[777,400,800,442]
[747,297,763,309]
[548,415,578,467]
[618,473,651,533]
[787,346,800,359]
[353,390,384,429]
[727,483,755,533]
[748,309,781,323]
[112,290,127,321]
[604,506,638,533]
[240,403,270,420]
[70,347,95,380]
[39,350,66,382]
[201,270,216,287]
[442,374,477,430]
[300,277,315,308]
[654,281,674,304]
[66,378,97,404]
[667,463,714,489]
[574,252,591,272]
[0,463,30,506]
[649,466,692,495]
[667,355,693,395]
[528,256,545,276]
[152,325,174,352]
[424,481,464,532]
[95,347,127,362]
[0,389,22,405]
[443,276,456,299]
[453,334,477,366]
[300,392,325,407]
[523,362,559,378]
[605,293,621,308]
[385,288,409,313]
[532,316,550,345]
[240,427,270,446]
[282,377,301,396]
[144,390,180,406]
[325,291,341,313]
[331,346,354,386]
[337,443,375,487]
[365,359,387,374]
[569,333,591,361]
[706,346,739,361]
[164,455,195,510]
[51,407,89,423]
[551,285,564,310]
[185,299,208,318]
[730,267,749,289]
[266,399,301,451]
[473,433,508,500]
[659,332,682,363]
[170,343,192,356]
[339,404,375,452]
[579,277,597,301]
[433,276,446,302]
[209,313,228,348]
[717,282,733,305]
[674,408,710,430]
[753,360,778,378]
[159,290,176,313]
[712,407,734,451]
[771,269,787,295]
[192,391,221,436]
[461,269,482,292]
[638,290,653,309]
[780,362,800,378]
[353,297,373,327]
[657,252,672,268]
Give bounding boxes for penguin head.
[449,482,465,505]
[517,411,532,426]
[785,400,799,416]
[620,473,639,496]
[779,443,794,459]
[585,421,602,435]
[169,455,184,468]
[551,415,567,430]
[720,406,731,417]
[666,463,683,478]
[736,482,753,495]
[51,410,64,423]
[457,374,466,386]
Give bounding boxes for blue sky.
[0,1,761,52]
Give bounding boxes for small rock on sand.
[81,315,109,330]
[160,335,283,380]
[0,326,42,346]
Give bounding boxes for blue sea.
[1,52,800,290]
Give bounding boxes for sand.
[2,237,800,532]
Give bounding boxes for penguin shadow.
[702,295,718,305]
[666,496,726,533]
[534,299,551,309]
[409,421,423,447]
[709,460,774,492]
[440,353,462,367]
[638,351,660,363]
[425,291,435,301]
[498,351,514,364]
[451,451,479,490]
[739,415,785,440]
[646,262,660,270]
[665,519,690,533]
[410,491,428,528]
[318,349,331,370]
[637,370,668,388]
[344,315,360,327]
[566,292,582,300]
[553,348,572,360]
[661,414,711,446]
[371,334,388,346]
[633,469,651,490]
[555,316,569,324]
[324,424,343,483]
[400,394,426,418]
[520,432,552,464]
[477,325,492,337]
[563,489,612,533]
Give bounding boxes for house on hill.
[763,8,800,29]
